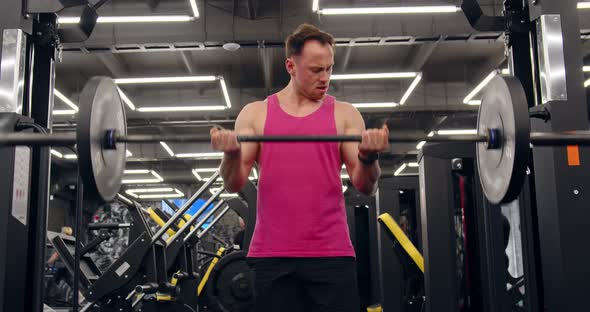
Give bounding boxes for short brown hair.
[285,23,335,58]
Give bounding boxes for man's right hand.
[210,127,240,155]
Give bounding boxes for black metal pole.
[73,174,83,312]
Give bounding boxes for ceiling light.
[126,149,133,157]
[176,152,223,159]
[319,6,459,15]
[160,142,175,157]
[463,70,498,104]
[332,72,417,80]
[138,188,184,199]
[501,68,510,75]
[400,74,422,105]
[341,174,349,179]
[117,88,136,110]
[251,168,259,179]
[137,106,226,112]
[50,149,63,158]
[352,102,399,108]
[124,169,150,174]
[399,190,404,194]
[220,193,238,198]
[342,185,348,193]
[219,77,231,108]
[466,100,482,105]
[583,66,590,72]
[122,170,164,184]
[54,89,79,111]
[437,129,477,135]
[192,168,219,181]
[407,162,419,167]
[416,131,434,150]
[394,163,407,176]
[53,109,76,115]
[585,78,590,88]
[58,15,194,24]
[64,154,77,159]
[578,2,590,9]
[114,76,217,84]
[189,0,200,17]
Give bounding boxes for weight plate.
[77,77,127,203]
[477,76,530,204]
[208,251,254,312]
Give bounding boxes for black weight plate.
[208,251,254,312]
[477,76,530,204]
[77,76,127,202]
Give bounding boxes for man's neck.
[277,81,323,108]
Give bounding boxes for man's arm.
[341,103,389,196]
[211,102,260,193]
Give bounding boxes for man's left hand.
[358,124,390,158]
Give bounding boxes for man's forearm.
[220,152,244,192]
[353,162,381,195]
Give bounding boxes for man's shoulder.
[242,100,267,113]
[333,99,357,113]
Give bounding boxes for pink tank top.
[247,94,355,258]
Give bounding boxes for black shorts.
[246,257,359,312]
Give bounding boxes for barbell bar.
[0,75,587,206]
[5,130,590,146]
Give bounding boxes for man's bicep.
[234,104,259,170]
[341,107,365,172]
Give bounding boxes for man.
[210,23,389,311]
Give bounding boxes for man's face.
[286,40,334,101]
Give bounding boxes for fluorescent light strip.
[578,2,590,9]
[584,66,590,72]
[501,68,510,75]
[126,149,133,157]
[585,78,590,88]
[416,131,434,150]
[137,106,226,112]
[54,89,79,111]
[53,110,76,115]
[176,152,223,159]
[50,149,63,158]
[466,100,482,105]
[312,0,319,12]
[252,168,259,179]
[138,189,184,199]
[124,169,150,174]
[463,70,498,104]
[394,164,407,176]
[352,102,399,108]
[64,154,77,159]
[407,162,419,168]
[341,174,349,179]
[189,0,200,17]
[122,170,164,184]
[117,88,136,110]
[220,193,238,198]
[342,185,348,193]
[219,77,231,108]
[192,168,219,181]
[160,142,175,157]
[58,15,193,24]
[400,74,422,105]
[128,188,174,193]
[319,6,459,15]
[437,129,477,135]
[114,76,217,84]
[331,72,417,80]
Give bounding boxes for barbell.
[1,76,589,204]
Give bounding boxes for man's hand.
[210,127,240,156]
[358,124,390,159]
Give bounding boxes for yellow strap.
[156,294,174,301]
[367,304,383,312]
[147,208,177,237]
[377,213,424,273]
[198,247,226,296]
[177,214,194,232]
[171,270,180,286]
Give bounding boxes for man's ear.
[286,57,295,75]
